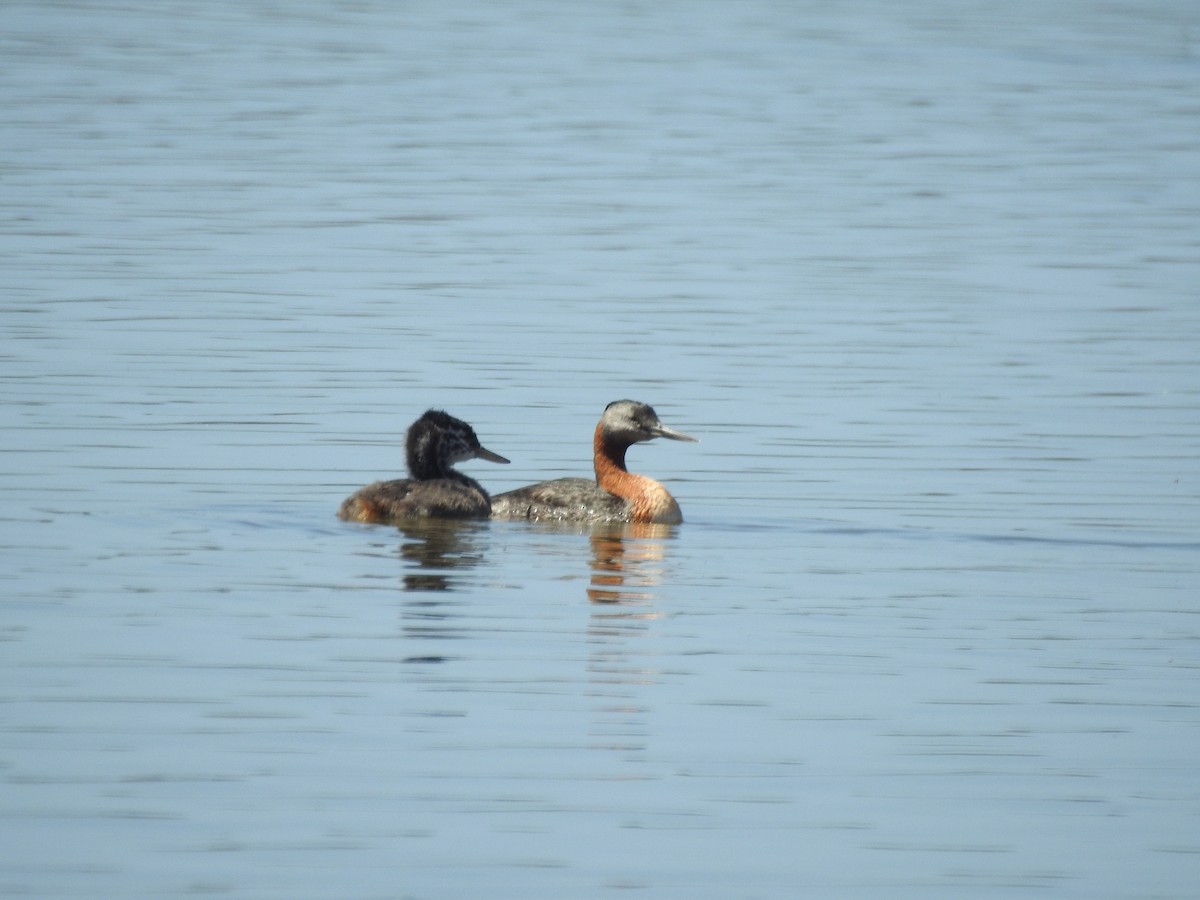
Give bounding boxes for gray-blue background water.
[3,1,1198,897]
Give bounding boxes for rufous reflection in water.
[586,522,674,605]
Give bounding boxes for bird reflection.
[395,518,488,593]
[393,519,490,652]
[585,522,674,756]
[586,522,674,605]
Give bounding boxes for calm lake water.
[3,1,1199,897]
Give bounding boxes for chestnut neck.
[592,423,682,524]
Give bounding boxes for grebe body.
[338,409,508,523]
[490,400,696,525]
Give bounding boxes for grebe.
[337,409,509,522]
[490,400,697,525]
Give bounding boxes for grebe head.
[406,409,509,480]
[598,400,698,446]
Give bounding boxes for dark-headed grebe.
[338,409,509,522]
[490,400,697,525]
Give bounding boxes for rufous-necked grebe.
[338,409,509,522]
[490,400,697,525]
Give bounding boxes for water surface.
[3,1,1199,897]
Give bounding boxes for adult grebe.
[490,400,697,525]
[337,409,509,522]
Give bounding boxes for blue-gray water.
[3,1,1199,897]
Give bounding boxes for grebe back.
[490,400,696,525]
[338,409,509,522]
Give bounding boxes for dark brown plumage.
[338,409,508,523]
